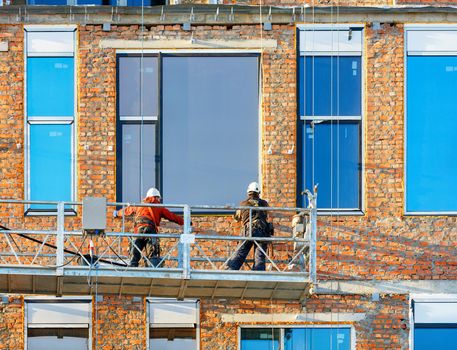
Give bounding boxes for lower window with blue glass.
[241,327,352,350]
[413,299,457,350]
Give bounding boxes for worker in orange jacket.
[113,187,184,267]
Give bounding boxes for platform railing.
[0,196,317,284]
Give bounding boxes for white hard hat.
[247,182,260,194]
[146,187,161,198]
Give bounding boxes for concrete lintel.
[5,5,457,25]
[99,38,277,50]
[222,312,365,323]
[315,280,457,295]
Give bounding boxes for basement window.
[297,27,363,213]
[147,299,199,350]
[412,295,457,350]
[25,299,91,350]
[405,28,457,214]
[240,327,352,350]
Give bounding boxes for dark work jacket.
[234,194,269,229]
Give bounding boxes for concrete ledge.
[221,312,365,323]
[315,280,457,295]
[99,38,277,50]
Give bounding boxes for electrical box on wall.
[82,197,106,236]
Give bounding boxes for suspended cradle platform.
[0,266,311,300]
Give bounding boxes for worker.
[225,182,273,271]
[113,187,184,267]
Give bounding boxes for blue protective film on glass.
[415,326,457,350]
[299,56,361,117]
[241,329,280,350]
[300,121,360,209]
[406,56,457,212]
[28,0,67,4]
[27,57,74,117]
[30,124,72,209]
[284,327,351,350]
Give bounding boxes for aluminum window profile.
[24,27,77,215]
[298,26,364,214]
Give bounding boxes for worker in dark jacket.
[113,187,184,267]
[226,182,271,271]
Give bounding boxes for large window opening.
[298,28,363,212]
[405,28,457,213]
[116,54,260,206]
[25,27,76,213]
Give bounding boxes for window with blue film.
[302,121,360,209]
[29,124,72,209]
[298,54,361,210]
[284,327,351,350]
[27,0,67,4]
[299,56,361,117]
[241,329,280,350]
[76,0,104,5]
[27,57,74,117]
[406,56,457,212]
[415,326,457,350]
[127,0,159,6]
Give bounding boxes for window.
[148,299,199,350]
[405,28,457,213]
[117,55,158,204]
[240,327,352,350]
[25,299,91,350]
[241,328,280,350]
[298,28,363,211]
[25,27,76,212]
[412,296,457,350]
[116,54,259,205]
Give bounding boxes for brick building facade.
[0,1,456,349]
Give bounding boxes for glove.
[113,210,118,218]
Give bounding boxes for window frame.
[24,297,92,350]
[297,25,365,215]
[404,25,457,216]
[24,25,77,216]
[115,51,262,208]
[146,298,200,350]
[238,324,356,350]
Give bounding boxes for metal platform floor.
[0,266,311,300]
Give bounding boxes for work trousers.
[130,226,161,267]
[226,227,269,271]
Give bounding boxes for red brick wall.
[0,21,456,277]
[0,296,23,350]
[94,295,146,349]
[200,295,409,350]
[0,25,24,226]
